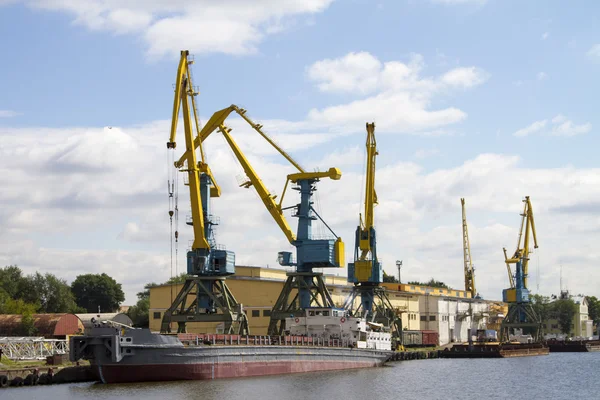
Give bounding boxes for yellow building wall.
[382,283,472,299]
[149,266,422,335]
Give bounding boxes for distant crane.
[182,104,345,335]
[500,196,541,341]
[160,51,248,335]
[343,123,402,344]
[461,198,477,299]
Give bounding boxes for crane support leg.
[267,272,335,336]
[500,302,541,342]
[343,285,402,345]
[160,276,249,335]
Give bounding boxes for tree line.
[0,265,125,335]
[530,294,599,336]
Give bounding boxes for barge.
[70,308,393,384]
[440,342,549,358]
[546,339,600,353]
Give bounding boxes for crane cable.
[167,147,175,306]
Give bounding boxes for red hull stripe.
[99,360,380,383]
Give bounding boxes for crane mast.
[343,123,402,346]
[189,105,345,335]
[500,196,541,342]
[160,51,248,335]
[461,198,477,298]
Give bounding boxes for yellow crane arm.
[176,105,305,174]
[363,122,378,231]
[461,198,476,297]
[218,124,296,245]
[172,71,209,250]
[522,196,538,289]
[503,247,516,288]
[178,102,342,248]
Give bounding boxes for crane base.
[267,272,335,336]
[160,276,249,335]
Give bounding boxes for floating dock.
[439,342,549,358]
[546,339,600,353]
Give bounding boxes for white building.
[418,294,490,345]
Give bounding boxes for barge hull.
[98,359,379,383]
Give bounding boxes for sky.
[1,0,600,305]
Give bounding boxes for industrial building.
[544,295,594,338]
[149,265,499,345]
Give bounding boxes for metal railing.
[0,337,68,360]
[177,333,349,348]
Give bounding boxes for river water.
[3,353,599,400]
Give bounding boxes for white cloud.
[537,71,548,81]
[586,44,600,60]
[414,148,440,159]
[541,32,549,40]
[513,119,547,137]
[16,0,334,58]
[441,67,489,88]
[0,110,20,117]
[307,52,382,94]
[430,0,487,5]
[514,115,591,138]
[551,118,592,137]
[305,52,488,133]
[3,118,600,302]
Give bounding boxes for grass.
[0,354,89,370]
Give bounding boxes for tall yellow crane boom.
[166,50,216,250]
[359,122,378,260]
[461,198,476,298]
[503,196,538,290]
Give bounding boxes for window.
[153,312,161,320]
[252,310,260,317]
[263,310,271,317]
[420,315,427,322]
[429,315,436,321]
[411,286,415,290]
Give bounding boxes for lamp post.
[396,260,402,284]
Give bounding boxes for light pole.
[396,260,402,284]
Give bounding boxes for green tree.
[586,296,600,324]
[383,271,398,283]
[552,298,578,335]
[0,265,28,299]
[71,273,125,313]
[164,273,189,285]
[531,294,552,330]
[127,283,158,328]
[407,279,449,289]
[21,272,82,313]
[0,297,39,314]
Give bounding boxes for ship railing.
[177,333,348,348]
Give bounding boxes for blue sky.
[1,0,600,304]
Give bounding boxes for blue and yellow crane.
[500,196,541,341]
[160,51,248,334]
[183,104,345,335]
[343,123,402,343]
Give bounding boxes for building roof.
[0,313,83,337]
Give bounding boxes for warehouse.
[149,265,500,343]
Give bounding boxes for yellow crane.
[160,50,248,335]
[187,104,345,335]
[500,196,541,341]
[343,123,402,345]
[461,198,477,298]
